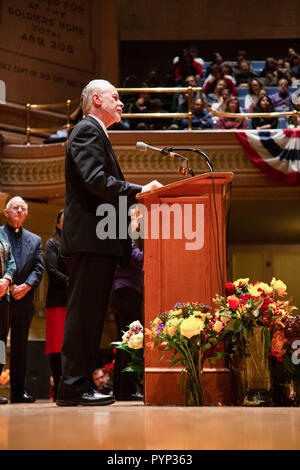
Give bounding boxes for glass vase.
[185,350,204,406]
[243,326,272,406]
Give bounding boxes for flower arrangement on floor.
[0,368,10,386]
[146,302,225,406]
[213,277,298,406]
[111,320,144,385]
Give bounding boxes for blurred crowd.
[112,46,300,131]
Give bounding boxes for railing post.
[187,86,193,131]
[66,99,71,138]
[26,103,31,146]
[293,110,298,128]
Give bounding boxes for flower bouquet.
[111,320,144,385]
[214,277,297,405]
[146,302,225,406]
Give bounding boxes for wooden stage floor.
[0,400,300,451]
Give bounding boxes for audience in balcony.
[251,95,278,129]
[244,78,265,111]
[180,98,213,130]
[287,93,300,128]
[270,78,293,111]
[259,57,277,78]
[215,97,248,129]
[220,62,236,84]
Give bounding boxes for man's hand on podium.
[141,180,163,193]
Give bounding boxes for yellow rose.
[271,278,287,297]
[180,316,204,339]
[233,278,249,287]
[128,332,143,349]
[248,285,261,297]
[213,320,224,333]
[257,282,273,295]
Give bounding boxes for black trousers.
[59,253,116,398]
[8,296,35,398]
[0,296,9,376]
[111,287,143,400]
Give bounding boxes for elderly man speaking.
[57,79,161,406]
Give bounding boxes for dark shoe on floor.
[56,390,115,407]
[130,391,144,401]
[10,391,36,404]
[0,396,8,405]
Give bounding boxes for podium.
[136,172,234,405]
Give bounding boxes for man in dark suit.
[2,196,44,403]
[56,79,161,406]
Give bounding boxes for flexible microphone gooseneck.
[136,142,194,176]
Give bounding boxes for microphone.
[136,141,194,177]
[136,142,187,160]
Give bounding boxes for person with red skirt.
[44,210,68,401]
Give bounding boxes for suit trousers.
[59,253,116,398]
[9,296,35,397]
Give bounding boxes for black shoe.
[10,391,36,404]
[0,396,8,405]
[130,391,144,401]
[56,390,115,407]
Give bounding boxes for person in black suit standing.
[2,196,44,403]
[44,209,68,402]
[56,79,162,406]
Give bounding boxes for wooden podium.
[136,172,234,405]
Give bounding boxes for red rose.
[225,282,235,296]
[228,295,240,309]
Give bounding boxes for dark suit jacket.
[45,237,68,308]
[61,115,142,264]
[2,224,44,303]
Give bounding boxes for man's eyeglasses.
[10,205,27,212]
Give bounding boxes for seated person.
[92,367,113,395]
[126,90,152,130]
[173,49,203,84]
[180,98,213,130]
[220,62,236,84]
[211,87,231,124]
[248,88,268,113]
[260,56,277,78]
[215,97,248,130]
[287,92,300,128]
[174,74,200,112]
[252,95,278,130]
[206,52,223,76]
[173,44,204,67]
[244,78,264,111]
[265,59,291,86]
[290,54,300,82]
[270,78,293,111]
[203,65,238,97]
[235,61,257,88]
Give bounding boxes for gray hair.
[81,79,112,114]
[6,196,28,211]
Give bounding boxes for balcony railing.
[24,87,300,144]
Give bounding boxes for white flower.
[128,332,144,349]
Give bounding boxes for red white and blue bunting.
[236,129,300,185]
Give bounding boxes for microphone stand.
[160,148,195,177]
[162,147,213,173]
